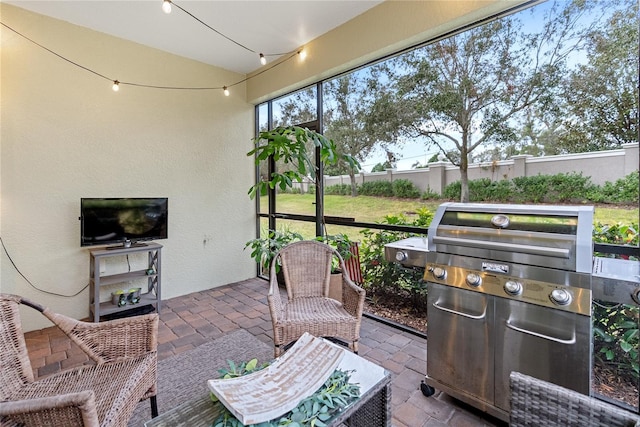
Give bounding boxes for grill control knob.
[395,251,408,262]
[466,273,482,287]
[504,280,523,296]
[550,289,572,306]
[431,267,446,280]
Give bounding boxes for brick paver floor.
[23,278,506,427]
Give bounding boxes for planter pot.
[329,272,342,303]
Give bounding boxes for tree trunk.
[349,169,357,197]
[459,147,470,203]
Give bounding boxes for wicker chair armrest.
[41,309,159,364]
[267,274,284,323]
[341,273,365,317]
[0,390,100,427]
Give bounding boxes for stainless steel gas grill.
[421,203,595,421]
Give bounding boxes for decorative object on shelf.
[112,290,128,307]
[208,333,358,426]
[111,287,142,306]
[128,287,141,304]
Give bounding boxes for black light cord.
[1,20,304,93]
[0,236,88,298]
[171,0,292,57]
[0,22,112,83]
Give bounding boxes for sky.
[358,0,607,173]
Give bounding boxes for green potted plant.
[316,233,353,272]
[245,126,359,278]
[244,229,303,276]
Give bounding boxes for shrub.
[392,179,421,199]
[597,171,639,204]
[442,181,461,200]
[358,181,394,197]
[325,184,351,195]
[421,187,440,200]
[359,210,433,311]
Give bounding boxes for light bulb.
[112,80,120,92]
[259,53,267,65]
[298,48,307,61]
[162,0,172,14]
[223,86,230,96]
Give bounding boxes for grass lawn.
[258,194,639,240]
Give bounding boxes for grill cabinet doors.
[427,283,495,405]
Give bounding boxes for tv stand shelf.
[89,243,162,322]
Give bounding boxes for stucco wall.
[325,144,640,194]
[1,4,256,330]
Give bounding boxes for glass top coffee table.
[145,342,391,427]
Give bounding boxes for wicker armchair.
[0,294,158,427]
[510,371,640,426]
[267,240,366,357]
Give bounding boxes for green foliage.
[371,161,393,172]
[358,209,433,310]
[593,222,639,247]
[316,233,353,272]
[593,302,639,381]
[442,181,461,200]
[247,126,359,200]
[442,172,637,204]
[421,187,441,200]
[595,171,639,204]
[391,179,421,199]
[356,179,422,199]
[325,184,351,195]
[216,358,269,379]
[244,229,304,274]
[358,181,394,197]
[211,360,360,427]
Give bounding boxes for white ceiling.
[5,0,384,74]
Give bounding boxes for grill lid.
[427,203,594,273]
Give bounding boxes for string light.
[162,0,172,14]
[0,11,308,97]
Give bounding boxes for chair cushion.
[277,297,359,340]
[8,353,156,427]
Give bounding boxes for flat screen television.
[80,198,168,247]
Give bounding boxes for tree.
[558,1,639,152]
[371,161,393,172]
[322,68,393,196]
[371,0,598,202]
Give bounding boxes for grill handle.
[506,320,576,345]
[432,301,486,320]
[432,236,570,259]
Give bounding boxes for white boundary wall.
[323,144,639,195]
